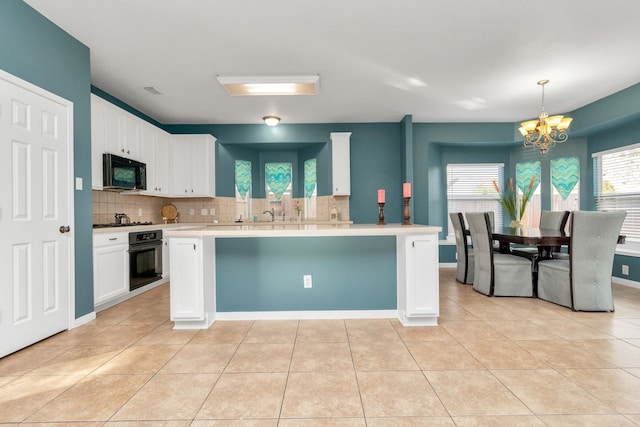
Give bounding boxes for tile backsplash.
[92,191,350,224]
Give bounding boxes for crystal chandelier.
[518,80,572,155]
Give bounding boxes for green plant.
[493,176,536,221]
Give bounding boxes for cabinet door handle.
[59,225,71,233]
[109,237,118,241]
[193,244,196,251]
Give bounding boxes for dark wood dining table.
[491,227,570,259]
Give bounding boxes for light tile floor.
[2,268,640,426]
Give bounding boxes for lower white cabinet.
[93,232,129,306]
[397,233,439,325]
[169,236,215,328]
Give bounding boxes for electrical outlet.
[189,209,195,215]
[210,208,216,216]
[201,208,208,215]
[303,274,313,288]
[138,208,143,217]
[622,265,629,276]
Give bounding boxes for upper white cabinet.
[91,95,106,189]
[331,132,351,196]
[91,95,216,197]
[140,122,170,196]
[170,134,216,197]
[91,94,142,189]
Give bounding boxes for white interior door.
[0,70,74,358]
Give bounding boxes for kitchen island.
[164,223,441,329]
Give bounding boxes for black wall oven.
[129,230,162,291]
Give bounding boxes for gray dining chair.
[537,210,626,311]
[466,212,534,297]
[450,212,474,284]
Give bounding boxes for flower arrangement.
[293,200,304,214]
[492,176,536,227]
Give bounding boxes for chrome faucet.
[263,208,275,222]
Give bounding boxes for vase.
[509,219,523,228]
[297,211,302,222]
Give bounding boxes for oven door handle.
[129,241,162,252]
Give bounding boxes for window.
[447,163,504,237]
[303,158,317,219]
[235,160,251,221]
[265,162,293,219]
[516,161,541,227]
[593,144,640,240]
[551,157,580,229]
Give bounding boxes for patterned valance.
[516,161,541,194]
[551,156,580,200]
[235,160,251,200]
[304,158,317,198]
[265,162,292,201]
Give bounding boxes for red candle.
[377,189,385,203]
[403,182,411,198]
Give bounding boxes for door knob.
[59,225,71,233]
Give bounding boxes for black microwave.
[103,153,147,191]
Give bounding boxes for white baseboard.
[612,276,640,289]
[215,309,397,321]
[439,263,456,268]
[72,311,96,329]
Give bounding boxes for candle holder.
[402,197,412,225]
[377,202,386,225]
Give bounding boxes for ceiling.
[25,0,640,126]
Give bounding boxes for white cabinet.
[141,122,170,196]
[93,232,129,306]
[397,233,439,326]
[170,237,215,328]
[91,95,106,189]
[331,132,351,195]
[91,94,143,189]
[162,238,170,279]
[170,134,216,197]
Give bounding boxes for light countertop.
[164,223,441,238]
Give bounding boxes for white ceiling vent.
[143,86,163,95]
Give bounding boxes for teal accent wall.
[0,0,94,319]
[215,236,397,311]
[413,123,514,239]
[400,115,414,219]
[613,255,640,284]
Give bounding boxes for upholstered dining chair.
[466,212,534,297]
[537,211,626,311]
[450,212,474,284]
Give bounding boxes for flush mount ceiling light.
[217,75,319,96]
[518,80,573,156]
[263,116,281,126]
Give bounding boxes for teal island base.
[166,224,441,328]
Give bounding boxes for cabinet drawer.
[94,232,129,247]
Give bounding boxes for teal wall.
[0,0,94,319]
[216,236,397,311]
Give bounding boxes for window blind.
[446,163,504,235]
[593,144,640,239]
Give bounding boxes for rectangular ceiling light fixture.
[216,74,319,96]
